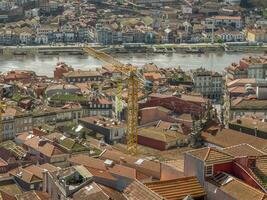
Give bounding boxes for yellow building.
[246,28,267,42]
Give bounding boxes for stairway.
[251,157,267,190]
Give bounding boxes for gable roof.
[72,182,109,200]
[202,128,267,151]
[16,191,51,200]
[10,167,42,184]
[223,144,266,158]
[24,136,65,157]
[123,180,163,200]
[68,154,136,179]
[209,172,267,200]
[100,150,161,179]
[145,176,206,200]
[186,147,234,165]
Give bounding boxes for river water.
[0,52,264,77]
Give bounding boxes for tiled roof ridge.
[32,190,42,200]
[204,147,211,161]
[145,176,197,185]
[135,179,164,199]
[224,143,267,156]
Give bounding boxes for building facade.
[193,68,223,100]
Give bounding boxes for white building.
[25,8,39,18]
[193,68,223,100]
[218,31,244,42]
[225,0,241,5]
[35,34,48,44]
[20,32,32,44]
[205,16,242,29]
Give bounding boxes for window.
[114,131,119,137]
[205,165,213,176]
[30,184,35,189]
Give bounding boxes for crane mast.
[83,46,140,155]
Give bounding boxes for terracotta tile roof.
[209,172,267,200]
[228,86,248,94]
[24,136,65,157]
[226,79,256,88]
[148,93,207,103]
[23,164,58,180]
[100,150,161,179]
[87,168,117,181]
[138,127,186,143]
[38,163,58,172]
[10,167,42,184]
[164,159,184,173]
[63,70,101,78]
[143,63,159,72]
[202,128,267,151]
[0,157,8,167]
[145,176,206,200]
[16,191,51,200]
[230,117,267,133]
[0,190,16,200]
[123,180,163,200]
[69,154,136,179]
[108,164,136,179]
[139,106,171,113]
[186,147,234,165]
[223,144,266,158]
[0,179,22,197]
[99,185,127,200]
[213,15,241,20]
[72,182,109,200]
[231,97,267,110]
[143,73,162,80]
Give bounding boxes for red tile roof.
[145,177,206,200]
[24,136,65,157]
[186,147,234,165]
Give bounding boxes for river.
[0,52,264,77]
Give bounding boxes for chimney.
[42,169,48,193]
[120,157,126,164]
[38,139,47,147]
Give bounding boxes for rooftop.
[209,172,267,200]
[69,154,136,179]
[63,70,101,78]
[79,116,126,129]
[123,180,163,200]
[202,128,267,151]
[241,56,267,65]
[231,97,267,110]
[24,136,65,158]
[223,143,266,158]
[72,182,109,200]
[145,176,206,200]
[100,149,161,179]
[16,191,51,200]
[186,147,234,165]
[148,93,207,104]
[0,179,22,197]
[230,116,267,133]
[213,15,241,20]
[138,127,186,143]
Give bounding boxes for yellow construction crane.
[83,46,146,155]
